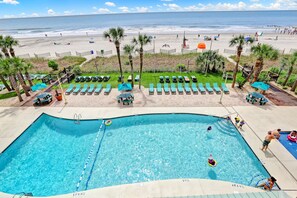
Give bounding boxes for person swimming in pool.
[207,126,212,132]
[257,176,276,191]
[208,154,216,166]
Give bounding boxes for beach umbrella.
[197,42,206,49]
[251,81,270,91]
[118,83,132,91]
[31,83,47,92]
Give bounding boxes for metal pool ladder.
[74,113,82,124]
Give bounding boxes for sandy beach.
[14,33,297,60]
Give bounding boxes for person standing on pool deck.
[261,131,275,151]
[271,129,281,139]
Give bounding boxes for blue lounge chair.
[94,84,102,95]
[104,84,112,95]
[184,83,191,94]
[205,83,214,93]
[164,83,170,94]
[65,84,74,95]
[191,83,198,94]
[157,83,162,94]
[221,83,230,94]
[170,83,176,94]
[198,83,206,94]
[73,84,81,95]
[149,83,154,94]
[87,84,95,94]
[213,83,221,94]
[80,84,89,95]
[177,83,183,94]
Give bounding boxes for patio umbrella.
[251,81,270,91]
[31,83,47,92]
[118,83,132,91]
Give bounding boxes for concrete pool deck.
[0,106,296,197]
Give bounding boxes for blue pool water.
[0,113,269,196]
[279,132,297,159]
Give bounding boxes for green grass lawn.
[61,72,233,89]
[0,90,25,100]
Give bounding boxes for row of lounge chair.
[75,76,110,83]
[149,83,229,95]
[159,76,197,83]
[65,84,112,95]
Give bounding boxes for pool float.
[105,120,112,126]
[208,160,217,167]
[287,135,297,142]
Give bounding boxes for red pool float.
[287,135,297,142]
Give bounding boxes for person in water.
[257,176,276,191]
[261,131,275,151]
[208,154,216,166]
[272,129,281,139]
[207,126,212,132]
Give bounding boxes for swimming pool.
[279,132,297,159]
[0,113,269,196]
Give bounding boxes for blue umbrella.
[31,83,47,92]
[118,83,132,91]
[251,81,270,91]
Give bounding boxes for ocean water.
[0,113,269,196]
[0,11,297,37]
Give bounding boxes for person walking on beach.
[261,131,275,151]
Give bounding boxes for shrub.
[258,71,270,82]
[269,67,280,74]
[72,65,82,75]
[282,86,288,90]
[176,64,186,72]
[277,75,285,85]
[236,76,246,88]
[48,60,59,71]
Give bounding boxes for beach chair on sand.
[80,84,89,95]
[191,83,198,94]
[205,83,214,93]
[149,83,154,94]
[198,83,206,94]
[87,84,95,94]
[170,83,176,94]
[164,83,170,94]
[104,84,112,95]
[135,75,140,82]
[94,84,102,95]
[184,83,191,94]
[213,83,221,94]
[177,83,183,94]
[172,76,177,83]
[221,83,230,94]
[157,83,162,94]
[73,84,81,95]
[65,84,74,95]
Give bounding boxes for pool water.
[279,132,297,159]
[0,113,269,196]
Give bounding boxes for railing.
[74,113,82,124]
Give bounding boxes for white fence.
[76,51,93,56]
[144,49,154,54]
[18,53,31,59]
[182,49,197,54]
[223,49,236,54]
[34,52,51,58]
[55,51,72,57]
[97,50,112,56]
[160,49,176,54]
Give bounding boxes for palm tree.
[251,44,279,83]
[11,58,30,96]
[5,36,19,57]
[0,59,12,91]
[23,62,34,87]
[103,27,124,83]
[196,50,225,74]
[229,35,254,88]
[283,52,297,86]
[123,44,136,88]
[1,59,23,102]
[291,78,297,92]
[0,35,10,58]
[132,34,151,89]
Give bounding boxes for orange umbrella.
[197,42,206,49]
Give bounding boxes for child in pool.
[235,116,240,125]
[208,154,216,166]
[238,120,245,129]
[257,176,276,191]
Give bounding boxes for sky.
[0,0,296,18]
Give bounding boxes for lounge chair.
[65,84,74,95]
[198,83,206,94]
[172,76,177,83]
[191,76,197,83]
[191,83,198,94]
[184,76,190,83]
[80,76,86,82]
[103,76,110,82]
[104,84,112,95]
[177,83,183,94]
[73,84,81,94]
[85,76,91,82]
[178,76,183,83]
[205,83,214,93]
[80,84,89,95]
[159,76,164,83]
[91,76,98,82]
[213,83,221,94]
[98,76,103,82]
[87,84,95,94]
[149,83,154,94]
[221,83,230,94]
[135,75,140,82]
[75,76,81,83]
[157,83,162,94]
[184,83,191,94]
[128,75,132,82]
[94,84,102,94]
[165,76,170,83]
[170,83,176,94]
[164,83,170,94]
